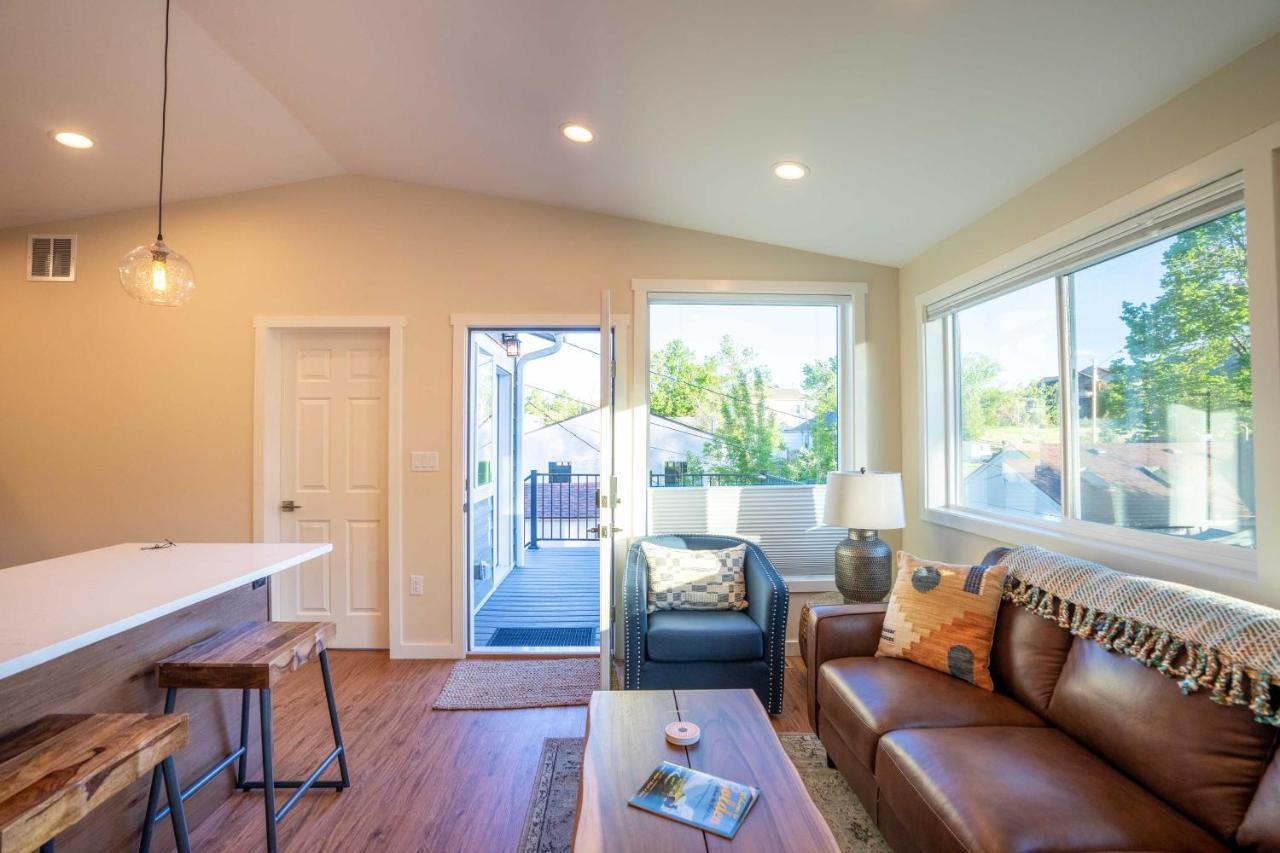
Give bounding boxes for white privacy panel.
[648,485,845,575]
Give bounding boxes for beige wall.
[0,175,899,649]
[898,35,1280,595]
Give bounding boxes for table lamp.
[823,469,905,603]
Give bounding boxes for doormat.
[432,659,598,710]
[488,627,597,647]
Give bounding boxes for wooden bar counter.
[0,542,330,852]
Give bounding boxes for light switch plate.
[411,451,439,472]
[410,575,424,596]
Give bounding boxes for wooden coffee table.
[573,689,839,852]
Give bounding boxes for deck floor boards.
[473,545,600,648]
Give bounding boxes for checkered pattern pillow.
[641,542,748,613]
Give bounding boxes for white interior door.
[598,293,616,688]
[277,328,390,649]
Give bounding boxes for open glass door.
[597,293,617,688]
[467,334,502,650]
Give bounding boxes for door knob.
[280,500,302,512]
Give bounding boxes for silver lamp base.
[835,529,892,603]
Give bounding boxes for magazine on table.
[627,760,759,838]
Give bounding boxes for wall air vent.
[27,234,77,281]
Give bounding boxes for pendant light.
[118,0,194,306]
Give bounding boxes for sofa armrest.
[801,603,888,731]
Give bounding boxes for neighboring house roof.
[783,411,836,435]
[965,442,1253,532]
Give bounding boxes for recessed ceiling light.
[773,161,809,180]
[560,123,595,144]
[50,130,95,149]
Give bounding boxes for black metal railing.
[649,472,804,487]
[524,471,600,548]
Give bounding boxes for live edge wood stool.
[141,621,349,853]
[0,713,191,853]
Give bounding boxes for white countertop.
[0,542,332,680]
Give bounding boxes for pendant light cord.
[157,0,170,243]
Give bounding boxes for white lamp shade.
[823,470,905,531]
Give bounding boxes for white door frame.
[450,313,633,658]
[253,316,406,655]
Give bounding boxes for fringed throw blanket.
[1001,546,1280,726]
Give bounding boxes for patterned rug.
[516,732,888,852]
[432,659,599,710]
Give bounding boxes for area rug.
[488,626,597,647]
[517,738,584,853]
[431,659,598,710]
[516,732,888,852]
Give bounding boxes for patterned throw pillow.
[641,542,748,613]
[876,551,1008,690]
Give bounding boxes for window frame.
[630,279,869,580]
[920,165,1268,583]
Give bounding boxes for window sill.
[780,575,838,593]
[922,505,1257,585]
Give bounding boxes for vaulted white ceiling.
[3,0,1279,265]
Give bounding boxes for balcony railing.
[649,472,804,487]
[524,471,600,548]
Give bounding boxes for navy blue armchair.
[623,534,789,715]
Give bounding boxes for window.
[925,177,1255,557]
[647,300,842,486]
[1069,210,1253,547]
[638,285,863,576]
[956,278,1061,518]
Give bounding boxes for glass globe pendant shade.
[118,240,195,306]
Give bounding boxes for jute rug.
[432,659,598,710]
[517,732,888,852]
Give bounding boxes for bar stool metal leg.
[260,689,278,853]
[236,688,251,788]
[319,649,351,789]
[160,756,192,853]
[139,688,178,853]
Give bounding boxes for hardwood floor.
[185,652,812,851]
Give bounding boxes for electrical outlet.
[410,451,439,472]
[410,575,424,596]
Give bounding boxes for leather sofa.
[801,548,1280,852]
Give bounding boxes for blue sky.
[958,235,1171,387]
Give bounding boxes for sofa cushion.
[877,552,1007,690]
[817,656,1044,770]
[989,599,1073,714]
[876,726,1226,853]
[1046,639,1277,840]
[646,610,762,662]
[641,541,747,612]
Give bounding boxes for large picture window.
[926,177,1255,558]
[647,300,841,486]
[639,285,862,576]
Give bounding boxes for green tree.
[1111,210,1250,441]
[649,339,722,427]
[783,357,838,483]
[704,363,783,480]
[524,388,590,426]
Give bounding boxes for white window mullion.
[1056,273,1079,520]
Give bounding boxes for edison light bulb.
[151,255,168,292]
[118,240,194,306]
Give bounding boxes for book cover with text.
[627,761,759,839]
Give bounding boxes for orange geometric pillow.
[875,552,1008,690]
